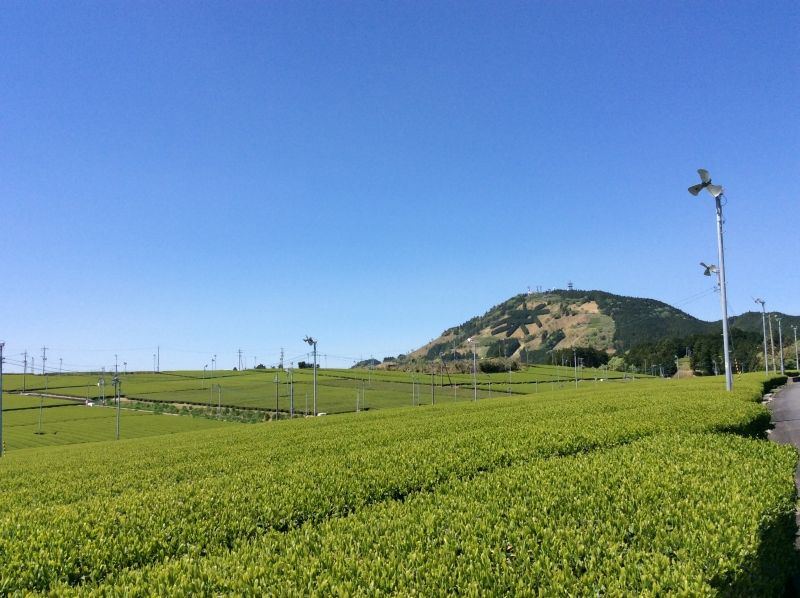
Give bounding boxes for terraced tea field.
[1,393,232,451]
[2,363,633,416]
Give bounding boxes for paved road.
[768,380,800,454]
[767,380,800,558]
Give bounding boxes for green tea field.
[2,363,633,416]
[0,373,796,594]
[1,393,233,451]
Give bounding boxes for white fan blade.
[688,183,704,196]
[706,184,723,197]
[697,169,711,183]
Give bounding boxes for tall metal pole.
[768,315,776,373]
[573,347,578,389]
[777,317,785,375]
[274,373,279,420]
[714,195,733,391]
[289,368,294,418]
[0,342,5,457]
[756,299,769,376]
[431,366,435,405]
[114,376,121,440]
[689,171,732,390]
[304,338,318,416]
[313,342,317,415]
[468,338,477,401]
[793,326,799,373]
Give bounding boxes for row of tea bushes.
[66,433,797,596]
[0,375,785,593]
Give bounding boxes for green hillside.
[408,289,800,367]
[727,311,800,336]
[410,289,717,363]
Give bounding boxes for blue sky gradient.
[2,1,798,371]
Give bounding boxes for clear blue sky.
[1,1,798,372]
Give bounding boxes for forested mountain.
[406,289,797,372]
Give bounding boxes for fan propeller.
[688,169,724,198]
[700,262,718,277]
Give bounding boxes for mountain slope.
[727,312,800,337]
[410,289,718,362]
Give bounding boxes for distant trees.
[624,329,763,375]
[352,358,380,369]
[486,338,520,359]
[479,359,519,373]
[550,347,609,368]
[607,356,626,372]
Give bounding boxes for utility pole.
[755,299,769,376]
[114,354,118,375]
[304,337,318,416]
[279,348,284,370]
[288,367,294,417]
[573,347,578,389]
[468,337,477,401]
[768,315,776,373]
[59,357,62,374]
[274,373,279,420]
[238,348,242,371]
[113,375,121,440]
[777,317,785,375]
[687,169,732,390]
[22,350,27,392]
[793,326,799,373]
[42,347,48,392]
[713,194,732,390]
[431,365,435,406]
[153,353,156,373]
[0,342,5,456]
